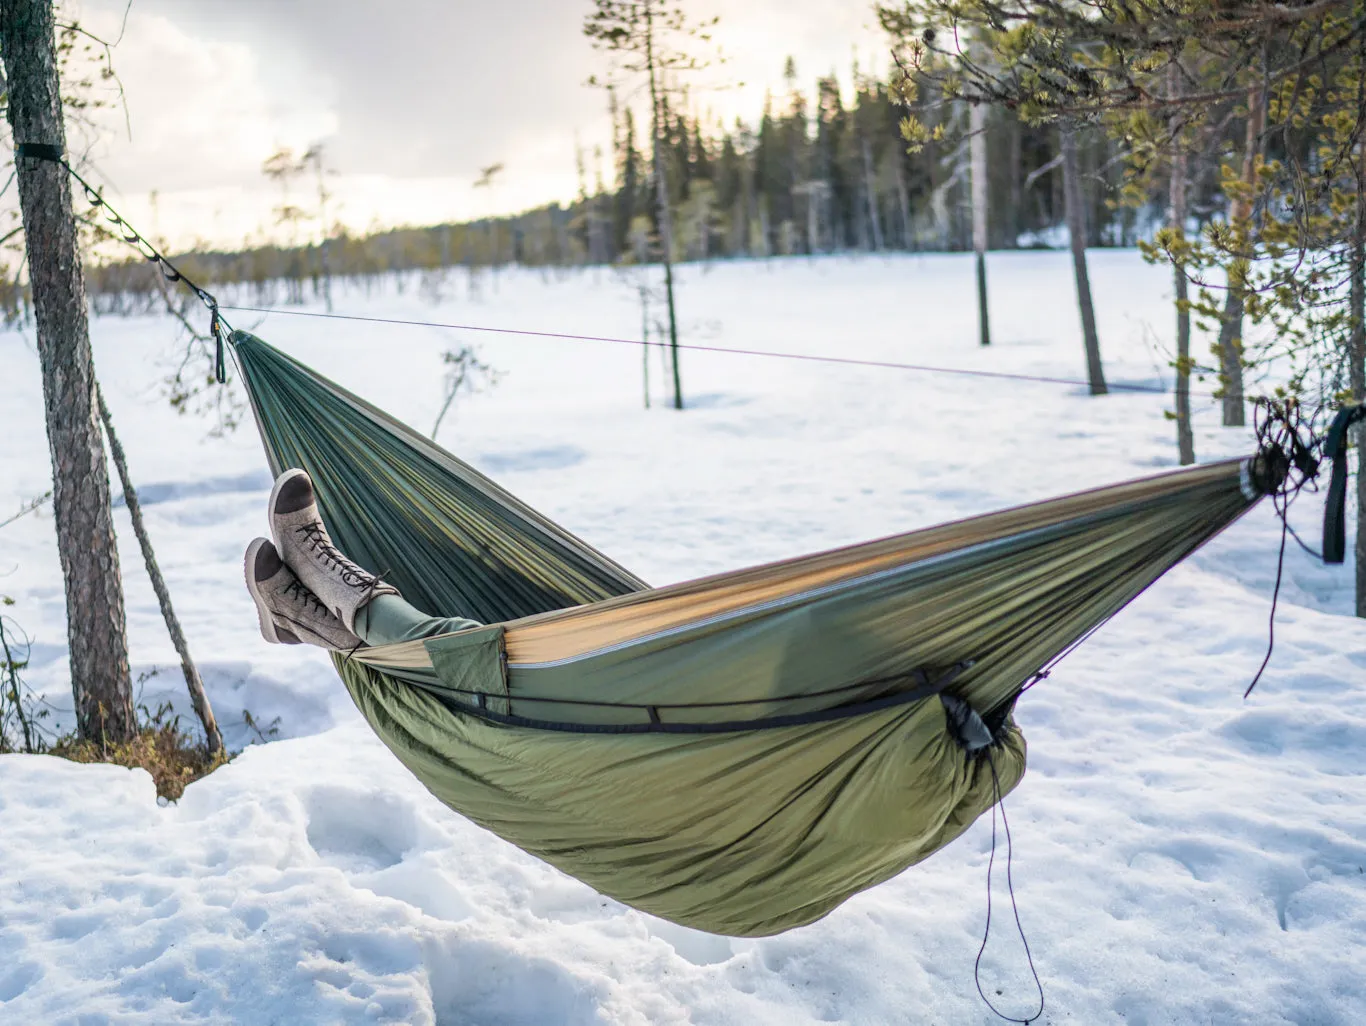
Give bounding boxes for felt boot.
[245,537,363,650]
[268,468,398,632]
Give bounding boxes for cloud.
[93,0,605,180]
[70,0,887,246]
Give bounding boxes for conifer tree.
[1,0,134,742]
[585,0,721,410]
[878,0,1366,613]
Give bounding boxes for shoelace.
[281,573,333,618]
[295,521,377,589]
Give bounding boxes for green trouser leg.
[354,594,481,647]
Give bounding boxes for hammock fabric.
[231,330,1267,937]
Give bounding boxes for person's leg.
[353,593,482,647]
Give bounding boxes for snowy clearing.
[2,251,1364,1024]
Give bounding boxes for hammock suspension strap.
[15,141,233,381]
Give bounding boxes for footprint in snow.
[304,787,419,874]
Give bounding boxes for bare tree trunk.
[1169,66,1195,466]
[1,0,135,743]
[96,385,222,753]
[1008,116,1023,248]
[640,284,651,409]
[320,241,333,313]
[804,185,820,254]
[861,136,884,251]
[1217,83,1265,428]
[893,153,912,250]
[970,102,991,347]
[1353,131,1366,617]
[742,164,755,257]
[645,5,683,410]
[1061,127,1107,395]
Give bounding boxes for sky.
[66,0,888,251]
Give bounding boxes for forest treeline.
[69,58,1233,314]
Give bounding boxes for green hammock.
[230,330,1266,937]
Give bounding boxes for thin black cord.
[1241,398,1327,698]
[974,751,1045,1025]
[1284,520,1323,561]
[220,303,1228,398]
[1018,612,1115,697]
[1245,512,1289,698]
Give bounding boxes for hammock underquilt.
[231,330,1261,936]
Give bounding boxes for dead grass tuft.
[49,702,229,801]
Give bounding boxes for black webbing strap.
[1322,404,1366,564]
[16,142,63,162]
[426,663,972,735]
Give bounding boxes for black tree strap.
[15,142,232,382]
[1322,403,1366,564]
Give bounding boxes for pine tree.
[879,0,1366,613]
[585,0,722,409]
[615,103,642,258]
[1,0,135,742]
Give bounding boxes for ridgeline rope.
[220,303,1233,398]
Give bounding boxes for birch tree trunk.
[1215,83,1265,428]
[1352,132,1366,617]
[1,0,135,743]
[645,4,683,409]
[970,102,991,347]
[1008,117,1022,248]
[1169,66,1196,466]
[742,163,756,257]
[893,153,912,249]
[1061,127,1107,395]
[640,285,651,409]
[861,136,884,251]
[804,184,820,254]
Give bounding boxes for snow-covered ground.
[1,251,1363,1025]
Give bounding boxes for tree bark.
[1,0,135,743]
[1214,290,1246,425]
[803,184,820,254]
[1061,127,1107,394]
[97,385,222,752]
[1217,83,1265,428]
[1353,131,1366,617]
[644,2,683,410]
[741,161,756,257]
[1008,116,1023,248]
[893,151,912,249]
[640,284,651,409]
[861,135,884,251]
[971,103,991,347]
[1169,66,1195,466]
